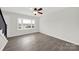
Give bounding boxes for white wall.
[40,7,79,45]
[2,11,39,37]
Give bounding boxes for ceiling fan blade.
[34,14,37,15]
[38,8,43,11]
[38,12,43,14]
[34,8,37,11]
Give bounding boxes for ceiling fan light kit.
[33,8,43,15]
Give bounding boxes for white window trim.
[17,18,35,30]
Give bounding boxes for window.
[17,18,35,30]
[31,20,35,28]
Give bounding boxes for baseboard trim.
[7,32,40,39]
[40,32,79,46]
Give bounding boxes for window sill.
[17,28,35,30]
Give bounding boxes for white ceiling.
[1,7,66,17]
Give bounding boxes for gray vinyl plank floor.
[3,32,79,51]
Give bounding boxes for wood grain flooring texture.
[3,32,79,51]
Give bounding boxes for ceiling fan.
[33,8,43,15]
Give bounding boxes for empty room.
[0,7,79,51]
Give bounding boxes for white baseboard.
[40,32,79,46]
